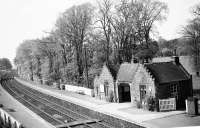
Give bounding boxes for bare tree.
[110,0,138,63]
[15,40,35,81]
[135,0,168,46]
[55,3,94,83]
[0,58,12,70]
[97,0,113,64]
[182,18,200,71]
[182,3,200,72]
[107,0,168,63]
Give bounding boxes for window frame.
[170,83,179,100]
[104,81,109,96]
[139,85,147,101]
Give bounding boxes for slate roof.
[117,63,139,82]
[106,64,119,80]
[144,62,190,84]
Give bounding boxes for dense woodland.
[14,0,200,88]
[0,58,15,82]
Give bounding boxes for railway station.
[0,0,200,128]
[1,77,200,128]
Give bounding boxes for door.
[118,83,131,102]
[140,85,146,102]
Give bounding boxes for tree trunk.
[29,62,33,81]
[36,57,42,84]
[48,55,53,74]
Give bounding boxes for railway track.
[2,80,113,128]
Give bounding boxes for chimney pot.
[174,56,180,65]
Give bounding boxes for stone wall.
[93,76,100,97]
[94,65,115,101]
[131,64,156,105]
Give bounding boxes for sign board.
[159,98,176,111]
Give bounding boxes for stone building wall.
[94,65,115,101]
[131,64,155,105]
[93,76,100,97]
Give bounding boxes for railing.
[159,98,176,111]
[0,108,24,128]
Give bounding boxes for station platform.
[15,78,185,128]
[0,83,54,128]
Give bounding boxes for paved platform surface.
[143,113,200,128]
[16,78,193,128]
[0,84,54,128]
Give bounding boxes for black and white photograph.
[0,0,200,128]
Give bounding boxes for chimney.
[197,71,199,77]
[174,56,180,65]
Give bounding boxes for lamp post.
[83,42,89,88]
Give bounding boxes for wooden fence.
[159,98,176,111]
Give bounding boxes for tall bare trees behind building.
[182,2,200,72]
[54,3,94,83]
[97,0,168,63]
[15,0,168,87]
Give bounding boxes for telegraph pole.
[84,43,89,88]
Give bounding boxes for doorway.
[118,83,131,103]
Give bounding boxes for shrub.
[91,90,95,97]
[136,101,142,109]
[62,85,65,90]
[146,96,156,111]
[0,104,3,108]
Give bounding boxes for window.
[140,85,146,101]
[170,84,178,100]
[104,81,109,96]
[96,86,99,95]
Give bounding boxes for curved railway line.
[1,80,114,128]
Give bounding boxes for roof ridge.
[145,61,174,65]
[145,62,190,83]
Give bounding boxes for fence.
[64,84,93,96]
[159,98,176,111]
[0,108,23,128]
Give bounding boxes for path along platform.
[15,78,189,128]
[0,83,54,128]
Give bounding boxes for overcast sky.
[0,0,199,65]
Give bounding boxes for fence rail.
[0,108,23,128]
[159,98,176,111]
